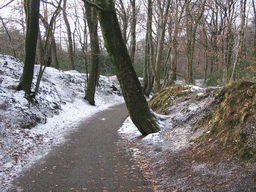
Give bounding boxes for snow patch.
[0,54,124,191]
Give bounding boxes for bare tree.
[33,0,63,97]
[185,0,206,84]
[116,0,128,44]
[129,0,136,65]
[62,0,75,70]
[39,0,62,69]
[17,0,40,96]
[83,0,160,135]
[163,0,186,86]
[143,0,154,96]
[84,1,100,105]
[230,0,247,82]
[153,0,171,92]
[0,16,17,57]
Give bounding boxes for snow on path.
[0,55,124,191]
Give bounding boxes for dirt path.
[8,103,152,192]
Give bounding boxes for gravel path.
[8,103,152,192]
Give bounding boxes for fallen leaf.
[207,184,214,188]
[150,183,155,188]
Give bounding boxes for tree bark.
[253,0,256,57]
[63,0,75,70]
[85,0,160,135]
[153,0,171,92]
[230,0,247,82]
[117,0,128,44]
[39,14,60,69]
[17,0,40,96]
[130,0,136,65]
[84,2,100,106]
[143,0,154,96]
[0,16,17,58]
[185,0,205,84]
[170,0,185,84]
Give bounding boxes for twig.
[82,0,104,12]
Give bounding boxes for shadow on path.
[9,103,152,192]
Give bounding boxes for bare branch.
[0,0,15,10]
[82,0,104,12]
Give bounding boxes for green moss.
[149,85,189,113]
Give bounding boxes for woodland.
[1,0,256,191]
[0,0,255,87]
[1,0,256,136]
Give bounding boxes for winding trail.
[9,103,152,192]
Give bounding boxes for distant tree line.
[0,0,255,90]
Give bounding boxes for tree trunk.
[17,0,40,96]
[117,0,128,45]
[0,16,17,58]
[87,0,160,135]
[130,0,136,65]
[153,0,171,92]
[143,0,154,97]
[230,0,247,82]
[39,14,60,69]
[185,0,205,84]
[253,0,256,57]
[170,0,185,84]
[63,0,75,70]
[84,2,100,106]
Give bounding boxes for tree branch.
[0,0,15,10]
[82,0,104,12]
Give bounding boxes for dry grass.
[149,85,189,113]
[205,81,256,161]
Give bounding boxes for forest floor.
[119,81,256,192]
[1,55,256,191]
[8,104,153,192]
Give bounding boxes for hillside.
[1,54,256,191]
[119,81,256,191]
[0,54,124,191]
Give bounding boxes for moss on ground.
[149,85,189,113]
[149,81,256,162]
[206,81,256,162]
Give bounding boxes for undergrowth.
[205,81,256,162]
[149,85,189,113]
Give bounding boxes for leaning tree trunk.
[39,14,60,69]
[87,0,160,135]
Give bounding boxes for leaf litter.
[1,54,256,191]
[118,81,256,191]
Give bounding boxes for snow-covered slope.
[0,54,124,190]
